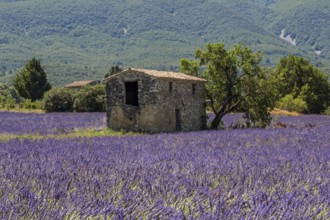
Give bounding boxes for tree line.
[0,58,115,112]
[1,43,329,130]
[180,43,330,129]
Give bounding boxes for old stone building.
[105,68,207,133]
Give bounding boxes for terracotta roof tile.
[131,68,206,82]
[64,80,97,88]
[107,68,207,82]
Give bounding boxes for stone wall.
[155,79,206,132]
[106,70,206,132]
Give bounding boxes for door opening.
[175,109,181,131]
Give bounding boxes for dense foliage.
[43,87,74,112]
[0,0,329,86]
[0,83,21,108]
[0,112,329,219]
[272,55,330,114]
[276,94,307,113]
[13,58,51,101]
[43,84,106,112]
[73,84,106,112]
[181,44,276,129]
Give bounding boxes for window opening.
[169,82,173,92]
[125,81,139,106]
[192,84,196,94]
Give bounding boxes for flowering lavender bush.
[0,111,106,135]
[272,114,330,129]
[208,112,330,130]
[0,120,329,219]
[1,111,328,135]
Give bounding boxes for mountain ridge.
[0,0,329,86]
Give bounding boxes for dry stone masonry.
[105,68,207,133]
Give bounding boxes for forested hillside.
[0,0,329,86]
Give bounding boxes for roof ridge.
[64,80,97,88]
[125,68,206,82]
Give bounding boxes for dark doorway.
[175,109,181,131]
[169,82,173,92]
[125,81,139,106]
[192,84,196,94]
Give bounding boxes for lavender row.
[272,114,330,128]
[207,113,330,129]
[2,111,329,135]
[0,126,329,219]
[0,111,106,135]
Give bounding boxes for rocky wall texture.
[106,70,206,133]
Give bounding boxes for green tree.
[104,65,123,78]
[0,83,21,103]
[73,84,106,112]
[13,58,51,101]
[0,83,22,109]
[180,43,275,129]
[277,94,307,113]
[43,87,75,112]
[273,55,330,114]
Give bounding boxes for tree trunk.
[210,113,224,130]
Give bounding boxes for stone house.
[105,68,207,133]
[64,80,98,89]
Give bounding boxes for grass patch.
[65,128,138,138]
[0,108,45,114]
[0,128,138,142]
[271,108,301,116]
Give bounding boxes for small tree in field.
[13,58,51,101]
[0,83,21,103]
[180,43,276,129]
[272,55,330,114]
[43,87,74,112]
[73,84,106,112]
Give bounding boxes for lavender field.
[0,112,329,219]
[0,112,106,135]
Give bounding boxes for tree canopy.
[0,83,21,103]
[180,43,275,129]
[272,55,330,114]
[13,58,51,101]
[73,84,106,112]
[43,87,74,112]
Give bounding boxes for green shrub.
[277,94,307,113]
[43,87,74,112]
[325,106,330,115]
[73,84,106,112]
[0,83,21,104]
[273,55,330,114]
[5,98,16,109]
[22,99,43,110]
